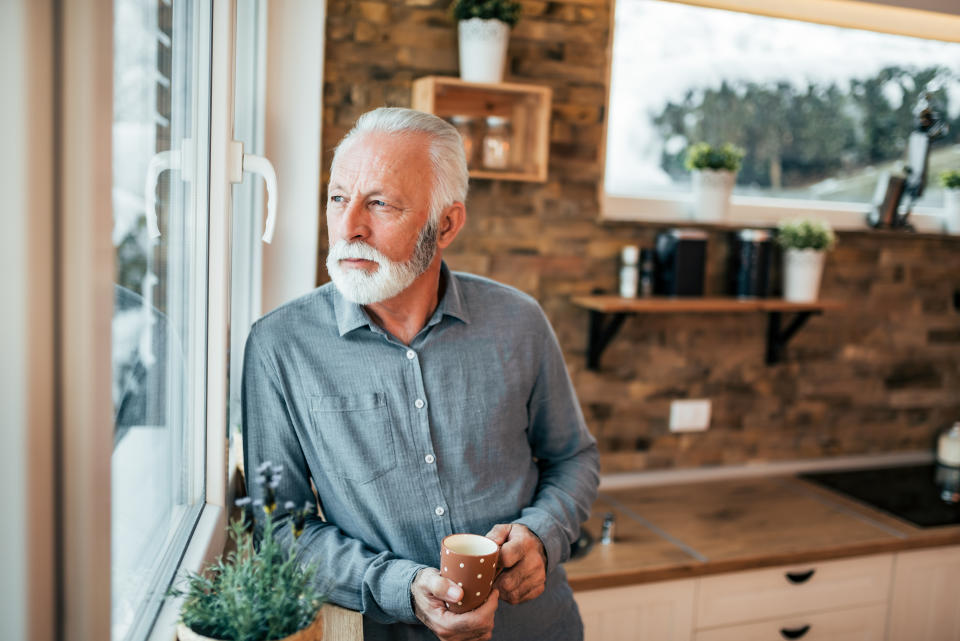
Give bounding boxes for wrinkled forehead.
[331,130,433,183]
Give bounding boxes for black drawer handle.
[785,569,815,584]
[780,624,811,639]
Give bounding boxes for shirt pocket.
[309,392,397,484]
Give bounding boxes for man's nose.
[338,198,370,242]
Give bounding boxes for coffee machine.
[654,229,707,296]
[867,92,949,230]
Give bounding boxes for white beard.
[326,221,438,305]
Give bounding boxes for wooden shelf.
[571,296,845,314]
[570,296,845,369]
[411,75,552,182]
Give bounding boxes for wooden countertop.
[564,475,960,591]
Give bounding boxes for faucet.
[600,512,616,544]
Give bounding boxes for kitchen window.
[603,0,960,230]
[110,1,267,639]
[111,1,211,638]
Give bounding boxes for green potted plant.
[451,0,522,84]
[940,169,960,233]
[170,463,325,641]
[776,218,837,302]
[685,142,744,222]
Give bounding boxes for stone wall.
[320,0,960,473]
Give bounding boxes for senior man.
[242,107,599,641]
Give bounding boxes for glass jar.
[449,115,477,168]
[482,116,511,170]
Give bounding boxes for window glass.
[229,0,266,477]
[605,0,960,208]
[110,1,211,639]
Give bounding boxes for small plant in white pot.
[940,169,960,234]
[776,219,836,303]
[452,0,521,84]
[685,142,744,222]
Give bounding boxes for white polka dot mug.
[439,533,501,614]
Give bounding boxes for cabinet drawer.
[695,604,887,641]
[575,579,696,641]
[697,554,892,628]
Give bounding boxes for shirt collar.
[332,261,470,337]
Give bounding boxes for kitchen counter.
[565,474,960,591]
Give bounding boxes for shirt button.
[435,506,445,516]
[406,350,416,360]
[424,454,435,464]
[414,398,425,409]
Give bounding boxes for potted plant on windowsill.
[170,463,325,641]
[452,0,522,84]
[685,142,744,222]
[940,169,960,233]
[776,219,836,303]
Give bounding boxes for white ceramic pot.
[457,18,510,84]
[783,248,826,302]
[943,188,960,234]
[691,169,735,222]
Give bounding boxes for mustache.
[328,240,387,264]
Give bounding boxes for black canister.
[654,229,707,297]
[727,229,774,298]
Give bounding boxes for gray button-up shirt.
[242,264,599,641]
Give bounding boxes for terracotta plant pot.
[177,609,323,641]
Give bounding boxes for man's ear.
[436,202,466,250]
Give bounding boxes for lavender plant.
[169,463,323,641]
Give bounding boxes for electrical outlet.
[669,399,711,432]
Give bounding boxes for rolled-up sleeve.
[514,311,600,575]
[241,324,425,624]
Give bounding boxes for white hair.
[332,107,469,223]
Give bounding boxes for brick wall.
[321,0,960,473]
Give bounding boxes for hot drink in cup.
[439,533,500,613]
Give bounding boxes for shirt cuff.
[379,559,428,624]
[513,510,566,576]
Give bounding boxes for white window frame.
[46,0,315,636]
[600,0,960,233]
[57,1,237,639]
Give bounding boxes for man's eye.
[371,200,387,207]
[330,195,345,203]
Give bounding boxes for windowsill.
[147,503,226,641]
[601,192,954,237]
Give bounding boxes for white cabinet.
[888,544,960,641]
[576,546,960,641]
[574,579,696,641]
[696,554,893,630]
[695,604,887,641]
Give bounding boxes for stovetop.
[801,464,960,528]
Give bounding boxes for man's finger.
[485,523,512,546]
[422,568,463,603]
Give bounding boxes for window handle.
[143,139,195,240]
[143,150,177,239]
[228,141,279,244]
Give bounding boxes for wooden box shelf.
[570,296,845,369]
[411,75,552,182]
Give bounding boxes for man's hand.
[411,567,499,641]
[485,523,547,605]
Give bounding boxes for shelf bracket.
[587,310,629,371]
[766,310,820,365]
